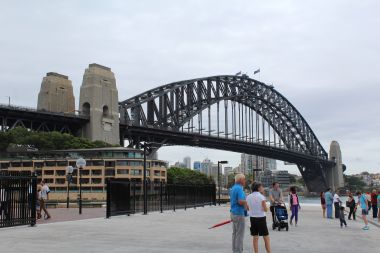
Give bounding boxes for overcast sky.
[1,1,379,175]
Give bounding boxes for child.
[339,206,347,228]
[246,182,271,253]
[289,186,300,226]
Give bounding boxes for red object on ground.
[208,219,232,229]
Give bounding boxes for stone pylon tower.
[79,64,120,145]
[328,141,345,190]
[37,72,75,113]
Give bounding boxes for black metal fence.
[106,179,216,218]
[0,171,37,228]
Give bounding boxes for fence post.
[184,185,187,211]
[173,185,176,212]
[133,182,136,213]
[106,178,111,218]
[160,181,163,213]
[30,176,37,227]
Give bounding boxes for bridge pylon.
[79,64,120,145]
[327,141,345,191]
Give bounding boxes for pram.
[272,203,289,231]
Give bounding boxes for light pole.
[142,142,149,215]
[76,158,86,215]
[66,166,74,208]
[218,161,228,205]
[5,96,10,106]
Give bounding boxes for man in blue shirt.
[356,191,369,230]
[324,188,334,219]
[230,174,247,253]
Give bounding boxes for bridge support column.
[79,64,120,145]
[328,141,345,191]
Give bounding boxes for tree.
[0,127,116,152]
[344,174,367,192]
[167,167,214,185]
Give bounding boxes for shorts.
[362,209,368,215]
[250,217,269,236]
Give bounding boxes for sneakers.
[362,226,369,230]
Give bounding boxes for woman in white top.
[246,182,271,253]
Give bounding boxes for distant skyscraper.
[200,158,212,175]
[183,156,191,169]
[241,154,277,175]
[193,161,201,171]
[224,166,233,175]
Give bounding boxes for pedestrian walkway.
[36,207,106,224]
[0,205,378,253]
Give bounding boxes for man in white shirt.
[39,181,51,219]
[333,192,341,219]
[246,182,271,253]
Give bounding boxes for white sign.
[66,166,74,174]
[76,158,86,168]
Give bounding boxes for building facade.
[0,147,167,201]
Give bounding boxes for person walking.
[339,206,347,228]
[377,190,380,223]
[39,181,51,220]
[320,192,326,218]
[370,190,378,219]
[230,174,247,253]
[356,191,369,230]
[333,192,341,219]
[289,186,300,226]
[347,193,356,220]
[324,188,334,219]
[269,182,283,225]
[246,182,271,253]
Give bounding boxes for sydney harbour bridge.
[0,63,345,192]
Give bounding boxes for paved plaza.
[0,205,378,253]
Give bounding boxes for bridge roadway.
[0,104,88,134]
[121,124,333,168]
[0,205,377,253]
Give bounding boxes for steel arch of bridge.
[119,75,333,191]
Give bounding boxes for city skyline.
[1,1,379,174]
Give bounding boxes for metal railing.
[106,179,216,218]
[0,171,37,228]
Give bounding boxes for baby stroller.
[272,203,289,231]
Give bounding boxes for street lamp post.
[143,143,148,215]
[217,161,228,206]
[66,166,74,209]
[76,158,86,215]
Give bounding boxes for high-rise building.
[240,154,277,175]
[193,161,201,171]
[224,166,233,175]
[200,158,212,175]
[183,156,191,169]
[272,170,290,189]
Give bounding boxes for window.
[81,178,90,184]
[102,105,109,117]
[116,160,128,166]
[56,178,65,184]
[10,162,22,167]
[92,160,104,166]
[105,169,115,176]
[130,161,142,167]
[56,170,66,176]
[130,169,141,176]
[82,102,90,115]
[81,170,90,176]
[22,162,33,167]
[0,163,10,169]
[92,170,102,176]
[44,178,54,184]
[45,161,56,167]
[57,161,68,167]
[127,152,135,158]
[117,169,129,175]
[44,170,54,175]
[105,161,115,167]
[92,178,102,184]
[34,162,43,168]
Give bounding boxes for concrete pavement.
[0,205,378,253]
